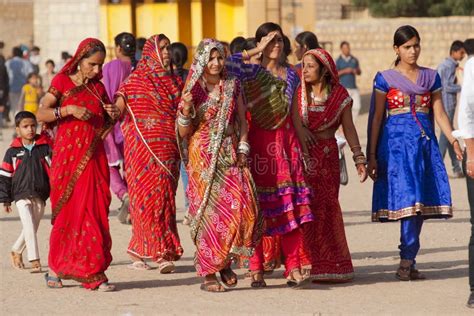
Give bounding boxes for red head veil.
[58,38,106,80]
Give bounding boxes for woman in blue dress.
[367,25,463,280]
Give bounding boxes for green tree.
[351,0,473,17]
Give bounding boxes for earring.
[78,65,81,71]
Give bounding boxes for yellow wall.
[215,0,246,42]
[136,3,179,42]
[100,3,132,54]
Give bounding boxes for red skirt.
[301,138,354,281]
[48,146,112,289]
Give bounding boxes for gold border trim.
[372,203,453,222]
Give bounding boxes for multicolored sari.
[298,48,354,281]
[117,35,183,261]
[48,38,113,289]
[180,39,262,276]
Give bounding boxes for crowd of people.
[0,22,473,307]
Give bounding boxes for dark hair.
[45,59,55,67]
[61,51,70,60]
[230,36,246,54]
[169,42,188,69]
[279,35,292,66]
[464,39,474,55]
[12,46,22,57]
[255,22,284,43]
[340,41,349,49]
[0,41,4,49]
[296,31,320,50]
[244,37,257,50]
[393,25,420,66]
[31,46,40,53]
[450,40,465,54]
[136,37,146,51]
[82,41,106,60]
[115,32,136,58]
[26,72,38,80]
[15,111,36,127]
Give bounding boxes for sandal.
[98,282,116,292]
[250,271,267,288]
[287,269,311,289]
[44,273,63,288]
[10,251,25,270]
[410,269,426,280]
[219,267,238,288]
[396,266,411,281]
[30,260,42,274]
[301,265,312,279]
[182,215,191,226]
[263,261,275,275]
[200,281,226,293]
[127,260,151,271]
[157,259,175,274]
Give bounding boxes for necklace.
[310,85,329,104]
[83,81,106,106]
[201,78,223,101]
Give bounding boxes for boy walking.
[0,111,51,273]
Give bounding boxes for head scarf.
[59,38,106,80]
[299,48,352,131]
[118,34,183,180]
[182,38,226,94]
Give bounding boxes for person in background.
[294,31,320,70]
[230,36,246,55]
[58,51,71,72]
[437,40,466,178]
[220,41,231,57]
[102,32,136,224]
[135,37,147,61]
[18,73,42,115]
[456,38,474,309]
[336,41,361,121]
[29,46,41,75]
[280,35,292,67]
[0,41,8,130]
[6,47,33,120]
[41,59,56,91]
[169,41,191,225]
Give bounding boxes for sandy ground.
[0,112,471,315]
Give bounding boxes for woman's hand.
[356,163,368,183]
[182,92,194,115]
[67,105,92,121]
[103,103,121,120]
[237,153,248,168]
[453,140,463,161]
[367,159,377,181]
[301,127,317,149]
[257,31,278,52]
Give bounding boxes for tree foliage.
[351,0,473,17]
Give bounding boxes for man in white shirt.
[457,38,474,309]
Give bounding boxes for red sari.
[298,49,354,281]
[117,35,183,261]
[48,38,113,289]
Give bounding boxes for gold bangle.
[242,49,250,60]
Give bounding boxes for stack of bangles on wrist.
[177,111,191,127]
[237,141,250,156]
[242,49,250,60]
[53,107,62,120]
[352,151,367,166]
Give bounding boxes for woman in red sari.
[295,48,368,282]
[115,34,184,272]
[37,38,120,291]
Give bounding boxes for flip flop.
[157,260,175,274]
[44,273,63,288]
[97,282,116,292]
[200,281,226,293]
[10,251,25,270]
[250,271,267,288]
[219,267,238,288]
[127,261,151,270]
[30,260,42,274]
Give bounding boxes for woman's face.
[204,48,225,76]
[46,62,55,73]
[302,54,323,84]
[158,38,171,68]
[294,41,305,61]
[79,51,105,79]
[394,36,421,66]
[260,30,283,60]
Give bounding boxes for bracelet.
[353,154,367,166]
[242,49,250,60]
[177,114,191,127]
[237,141,250,155]
[451,139,459,146]
[467,160,474,163]
[350,145,361,152]
[53,107,62,120]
